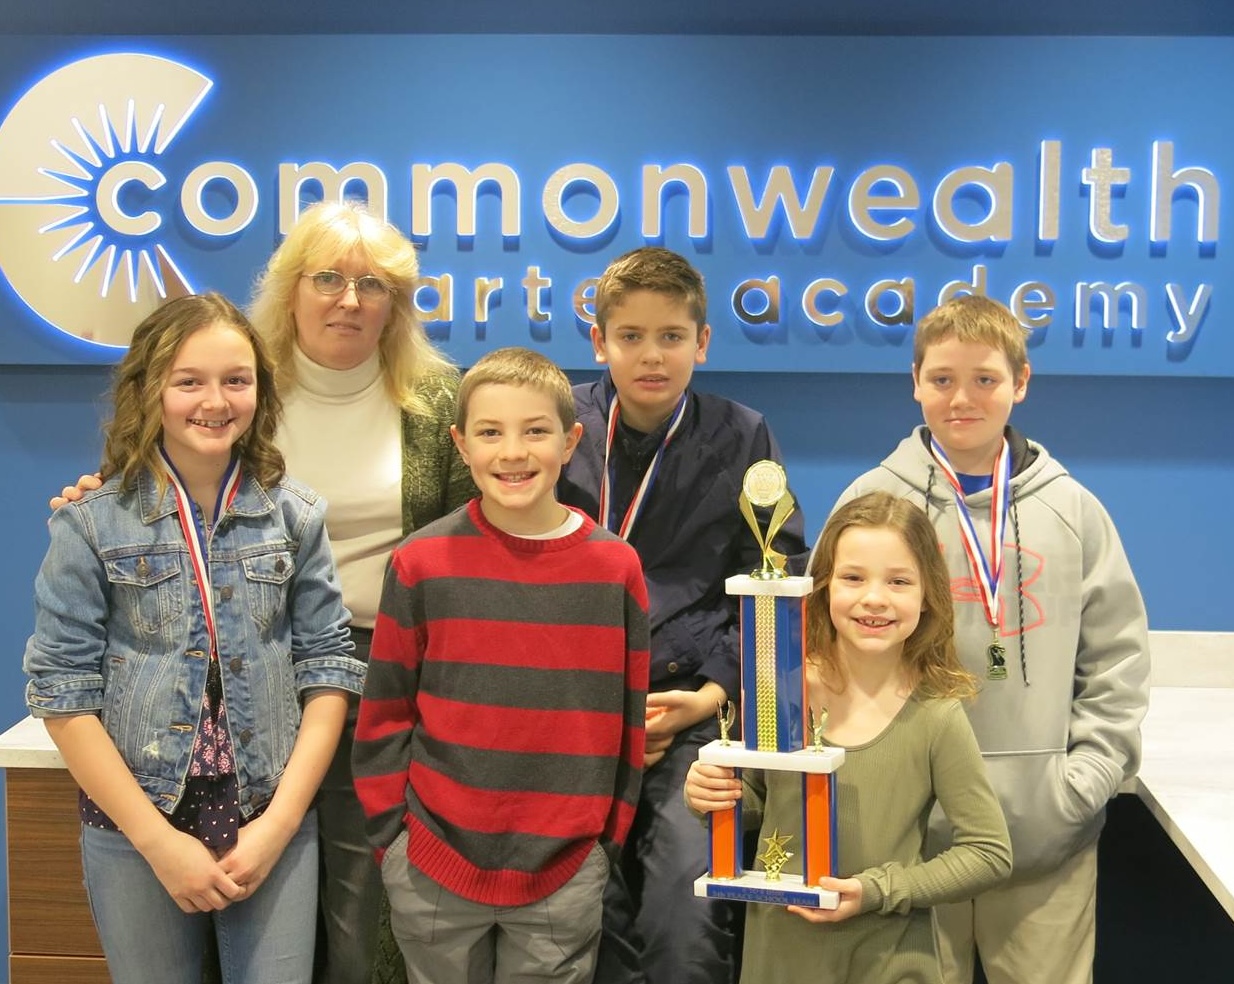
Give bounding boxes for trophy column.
[693,574,845,909]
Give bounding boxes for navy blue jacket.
[559,374,808,699]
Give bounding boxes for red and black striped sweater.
[353,498,650,907]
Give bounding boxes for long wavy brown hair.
[806,491,977,699]
[100,293,284,494]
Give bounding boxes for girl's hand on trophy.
[786,877,863,924]
[684,761,741,814]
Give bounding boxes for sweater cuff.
[855,873,884,914]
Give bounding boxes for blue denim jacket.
[24,468,365,819]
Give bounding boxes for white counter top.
[1133,686,1234,920]
[0,714,63,769]
[2,683,1231,918]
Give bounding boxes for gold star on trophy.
[756,828,795,881]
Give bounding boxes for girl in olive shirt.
[686,491,1011,984]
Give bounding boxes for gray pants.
[316,698,385,984]
[381,830,608,984]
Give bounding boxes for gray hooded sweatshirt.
[828,425,1150,881]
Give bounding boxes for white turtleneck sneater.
[278,347,402,628]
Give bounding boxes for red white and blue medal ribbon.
[159,448,242,658]
[597,391,688,540]
[928,436,1011,641]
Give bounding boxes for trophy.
[693,461,845,909]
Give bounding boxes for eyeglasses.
[303,270,393,301]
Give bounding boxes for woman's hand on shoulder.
[684,761,741,814]
[49,473,103,510]
[142,827,246,913]
[786,876,863,924]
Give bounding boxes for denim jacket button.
[239,728,253,745]
[219,585,234,601]
[229,657,243,673]
[186,650,206,659]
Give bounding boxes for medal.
[929,436,1013,682]
[597,390,688,540]
[986,634,1008,681]
[160,447,242,660]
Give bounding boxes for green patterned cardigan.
[399,372,477,536]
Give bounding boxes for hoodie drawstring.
[1011,496,1029,686]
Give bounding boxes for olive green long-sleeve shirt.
[739,694,1011,984]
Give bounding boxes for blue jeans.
[595,719,737,984]
[81,809,319,984]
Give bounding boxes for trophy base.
[694,872,839,909]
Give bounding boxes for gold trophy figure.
[809,706,829,752]
[716,701,736,746]
[738,460,796,579]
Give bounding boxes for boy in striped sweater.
[353,347,650,984]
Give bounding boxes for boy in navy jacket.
[559,247,808,984]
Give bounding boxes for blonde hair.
[455,347,575,432]
[913,294,1030,382]
[101,293,284,494]
[593,246,707,334]
[250,200,456,414]
[807,491,976,699]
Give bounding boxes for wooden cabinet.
[6,768,110,983]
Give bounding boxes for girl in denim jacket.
[24,293,365,984]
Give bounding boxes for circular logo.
[0,53,210,346]
[742,459,787,507]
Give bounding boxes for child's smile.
[828,526,924,664]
